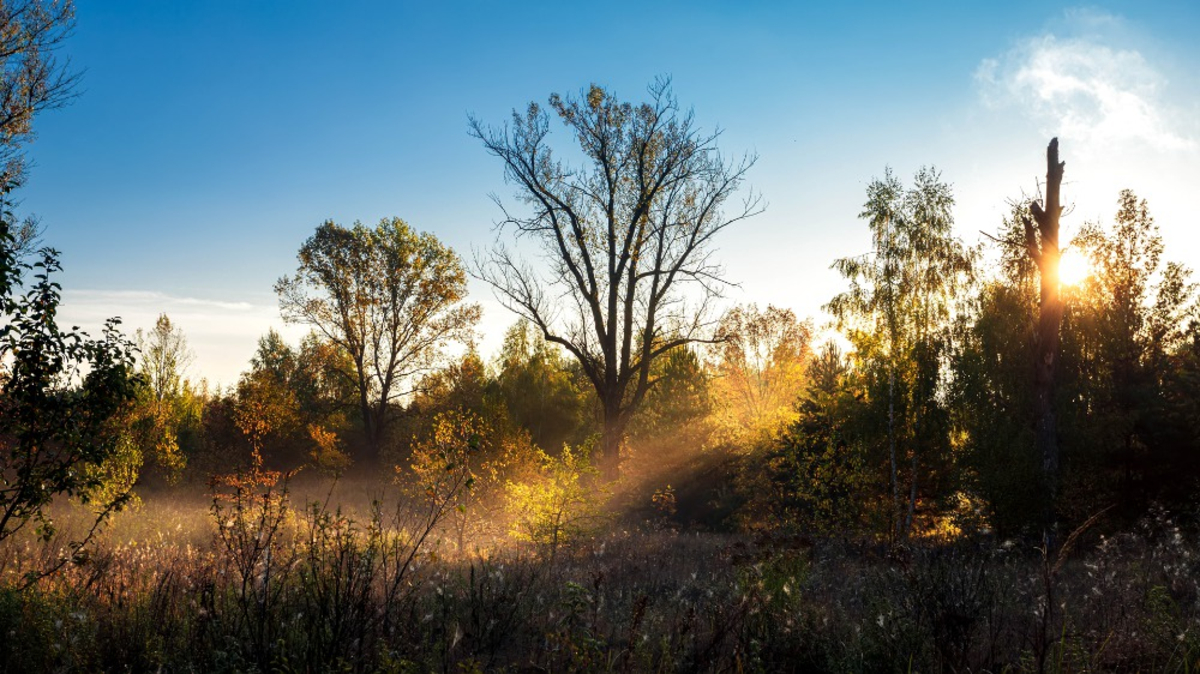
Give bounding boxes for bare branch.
[471,81,758,478]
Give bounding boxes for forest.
[2,2,1200,672]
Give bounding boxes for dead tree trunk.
[1023,138,1066,548]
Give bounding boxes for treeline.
[99,170,1200,546]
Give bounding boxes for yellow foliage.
[505,445,606,556]
[406,410,540,550]
[709,304,812,451]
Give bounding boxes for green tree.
[951,202,1043,536]
[0,0,140,579]
[769,343,872,534]
[0,211,139,573]
[827,166,971,540]
[1057,190,1195,519]
[472,79,760,480]
[276,218,479,462]
[392,349,497,466]
[1157,310,1200,506]
[628,344,712,464]
[495,321,590,453]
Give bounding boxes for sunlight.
[1059,248,1090,286]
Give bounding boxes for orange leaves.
[307,423,350,477]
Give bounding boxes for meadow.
[2,474,1197,673]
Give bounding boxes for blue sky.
[20,1,1200,385]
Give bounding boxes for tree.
[1019,139,1067,544]
[495,321,590,453]
[828,166,971,540]
[408,408,539,551]
[230,330,356,471]
[628,344,712,464]
[0,0,79,185]
[136,313,194,401]
[472,78,760,480]
[275,218,480,462]
[505,444,605,558]
[709,303,812,451]
[769,343,872,534]
[1057,190,1195,518]
[0,213,139,573]
[125,313,197,481]
[0,0,141,580]
[235,355,301,464]
[952,202,1043,536]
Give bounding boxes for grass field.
[2,478,1197,673]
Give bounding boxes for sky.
[16,0,1200,386]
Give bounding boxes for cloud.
[59,289,301,387]
[56,288,515,388]
[976,12,1194,153]
[64,289,259,314]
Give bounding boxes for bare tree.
[471,78,760,480]
[1021,138,1066,546]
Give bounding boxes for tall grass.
[1,486,1198,673]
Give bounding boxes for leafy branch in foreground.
[0,206,140,585]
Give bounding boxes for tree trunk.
[905,406,920,538]
[888,365,900,541]
[359,389,375,457]
[1028,138,1066,548]
[599,409,625,482]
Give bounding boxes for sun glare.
[1059,248,1090,286]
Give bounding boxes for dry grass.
[1,485,1198,673]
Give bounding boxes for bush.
[506,445,607,557]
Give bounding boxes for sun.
[1059,248,1090,286]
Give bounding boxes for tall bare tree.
[471,79,760,480]
[1021,138,1066,544]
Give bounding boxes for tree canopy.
[471,78,760,479]
[275,218,480,460]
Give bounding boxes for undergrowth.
[1,492,1198,673]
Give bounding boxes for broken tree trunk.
[1023,138,1066,549]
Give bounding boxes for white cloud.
[56,288,516,388]
[59,289,301,387]
[976,14,1194,153]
